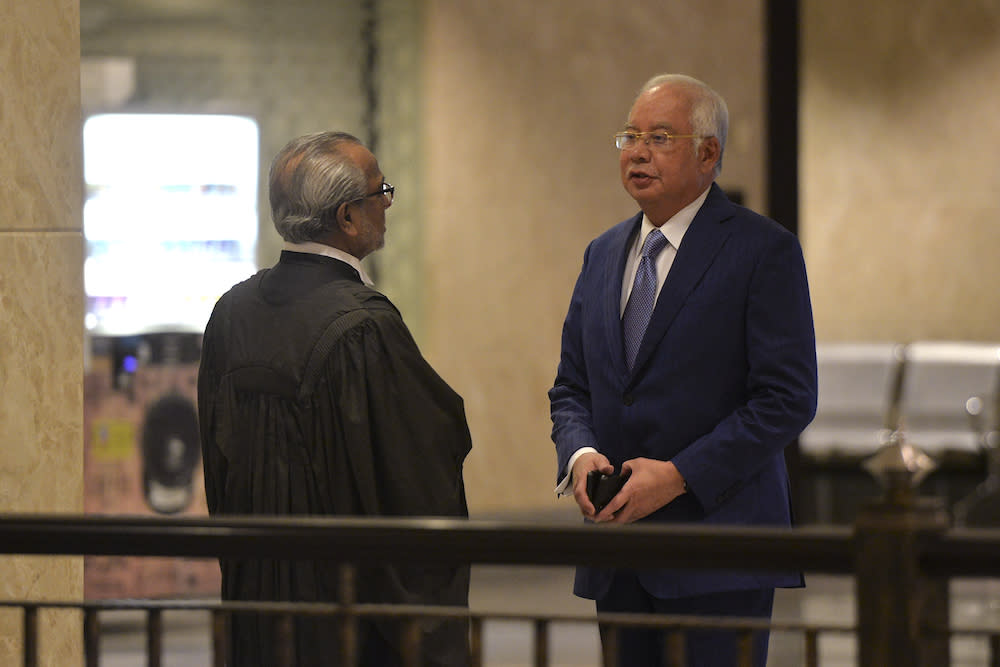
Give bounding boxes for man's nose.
[629,143,651,160]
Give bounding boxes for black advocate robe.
[197,251,472,667]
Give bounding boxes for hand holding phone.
[586,470,626,513]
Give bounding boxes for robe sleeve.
[318,304,471,520]
[317,304,472,665]
[197,300,228,517]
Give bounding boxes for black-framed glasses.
[357,181,394,205]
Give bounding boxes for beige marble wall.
[0,1,84,665]
[802,0,1000,342]
[420,0,766,512]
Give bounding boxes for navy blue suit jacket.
[549,184,817,600]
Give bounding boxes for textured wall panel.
[802,0,1000,342]
[1,1,84,664]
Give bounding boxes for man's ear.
[335,201,356,234]
[699,136,721,173]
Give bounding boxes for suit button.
[623,394,633,406]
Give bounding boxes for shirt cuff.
[554,447,598,497]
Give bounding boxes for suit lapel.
[603,213,642,379]
[629,185,736,375]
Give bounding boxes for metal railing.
[3,514,853,667]
[3,499,1000,667]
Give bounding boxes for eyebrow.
[624,123,677,132]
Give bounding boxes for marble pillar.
[0,1,85,665]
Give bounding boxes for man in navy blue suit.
[549,74,818,666]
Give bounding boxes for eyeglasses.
[357,181,394,205]
[614,131,702,151]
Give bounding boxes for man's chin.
[628,188,661,209]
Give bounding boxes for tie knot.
[641,229,669,259]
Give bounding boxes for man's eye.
[650,133,670,146]
[622,133,639,143]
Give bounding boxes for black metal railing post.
[532,618,548,667]
[854,431,951,666]
[22,605,37,667]
[147,608,162,667]
[211,608,227,667]
[338,563,358,666]
[275,613,295,667]
[84,608,100,667]
[469,616,484,667]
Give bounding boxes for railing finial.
[861,428,937,504]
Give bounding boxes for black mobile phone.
[586,470,626,513]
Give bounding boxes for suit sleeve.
[549,242,600,483]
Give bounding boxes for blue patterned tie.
[622,229,669,371]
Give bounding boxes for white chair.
[799,342,906,459]
[897,341,1000,455]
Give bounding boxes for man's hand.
[597,458,687,524]
[571,452,614,520]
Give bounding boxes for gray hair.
[268,131,367,243]
[636,74,729,177]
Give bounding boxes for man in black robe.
[197,131,472,666]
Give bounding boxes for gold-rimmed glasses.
[614,131,702,151]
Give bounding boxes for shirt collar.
[282,241,374,286]
[639,185,712,251]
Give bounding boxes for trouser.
[596,570,775,667]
